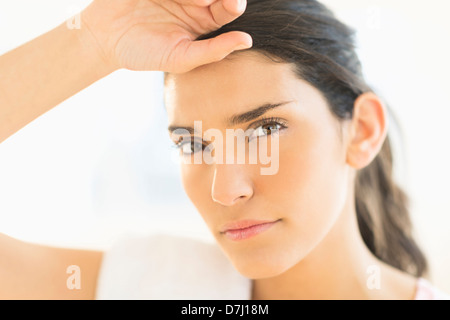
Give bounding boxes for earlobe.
[345,92,388,169]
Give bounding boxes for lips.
[220,219,281,241]
[220,219,279,233]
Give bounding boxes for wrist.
[64,11,119,77]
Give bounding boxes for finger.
[173,31,252,73]
[172,0,217,7]
[209,0,247,26]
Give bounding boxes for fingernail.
[238,0,246,12]
[234,44,250,51]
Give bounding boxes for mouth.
[220,219,281,241]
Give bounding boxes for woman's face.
[164,51,353,279]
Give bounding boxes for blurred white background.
[0,0,449,292]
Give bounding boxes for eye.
[248,117,288,141]
[172,138,209,156]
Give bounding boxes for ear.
[346,92,388,169]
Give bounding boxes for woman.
[0,0,447,299]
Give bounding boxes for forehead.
[164,51,299,127]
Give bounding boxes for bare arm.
[0,0,251,299]
[0,233,102,299]
[0,20,114,144]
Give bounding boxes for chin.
[215,234,304,279]
[228,255,294,280]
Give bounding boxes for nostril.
[212,193,250,206]
[233,194,249,203]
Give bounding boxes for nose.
[211,163,254,206]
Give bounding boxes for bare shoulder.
[0,233,103,299]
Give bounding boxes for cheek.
[180,163,212,218]
[257,125,349,250]
[180,164,201,201]
[277,125,347,250]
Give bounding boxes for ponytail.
[355,135,427,276]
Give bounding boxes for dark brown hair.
[167,0,427,276]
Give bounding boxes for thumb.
[172,31,253,73]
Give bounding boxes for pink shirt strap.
[414,278,450,300]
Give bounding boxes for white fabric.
[95,233,252,300]
[95,233,450,300]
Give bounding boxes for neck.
[251,194,388,300]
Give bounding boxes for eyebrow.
[167,101,293,135]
